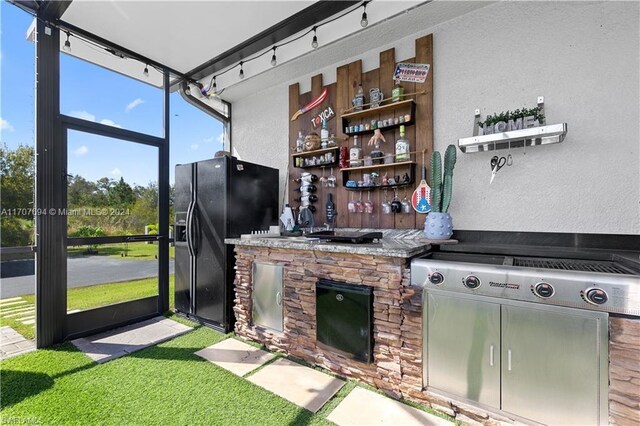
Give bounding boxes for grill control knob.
[463,275,481,289]
[534,282,555,298]
[585,288,608,305]
[428,272,445,285]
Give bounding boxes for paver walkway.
[196,338,454,422]
[327,386,452,425]
[72,316,192,363]
[0,326,35,359]
[0,296,81,325]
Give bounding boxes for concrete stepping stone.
[71,316,192,363]
[0,326,35,359]
[195,338,275,377]
[247,357,345,413]
[327,387,453,426]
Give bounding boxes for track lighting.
[239,62,245,79]
[143,64,149,77]
[360,3,368,28]
[311,27,318,49]
[63,31,71,52]
[212,77,217,94]
[270,48,277,67]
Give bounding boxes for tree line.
[1,143,174,247]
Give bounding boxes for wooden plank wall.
[288,34,433,229]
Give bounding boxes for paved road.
[0,257,175,299]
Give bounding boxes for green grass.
[67,242,175,260]
[0,322,332,425]
[2,276,175,341]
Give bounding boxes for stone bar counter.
[224,231,499,424]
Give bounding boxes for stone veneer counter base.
[227,239,639,425]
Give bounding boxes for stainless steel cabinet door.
[252,263,283,332]
[426,292,501,408]
[501,305,608,425]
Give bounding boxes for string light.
[361,2,369,28]
[199,1,368,96]
[63,31,71,52]
[143,64,149,77]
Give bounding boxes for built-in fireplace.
[316,279,373,363]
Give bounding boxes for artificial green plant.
[429,144,457,213]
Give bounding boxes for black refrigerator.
[174,156,279,332]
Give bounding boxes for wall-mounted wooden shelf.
[341,100,416,137]
[292,146,339,169]
[340,160,415,173]
[341,161,416,190]
[291,146,339,159]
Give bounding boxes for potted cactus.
[424,144,457,239]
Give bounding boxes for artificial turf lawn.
[0,322,331,425]
[3,276,175,341]
[68,241,175,260]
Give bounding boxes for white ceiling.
[61,1,314,73]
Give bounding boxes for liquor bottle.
[296,131,305,152]
[391,81,404,102]
[326,193,336,223]
[349,135,363,167]
[320,120,329,148]
[395,125,410,162]
[370,139,384,165]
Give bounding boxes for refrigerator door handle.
[191,203,200,257]
[186,201,195,257]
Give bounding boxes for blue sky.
[0,2,225,186]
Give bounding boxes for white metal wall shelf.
[458,96,567,153]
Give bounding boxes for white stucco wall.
[231,1,640,235]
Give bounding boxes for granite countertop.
[225,229,457,258]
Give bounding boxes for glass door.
[62,118,169,338]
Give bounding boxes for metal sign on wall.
[393,63,430,83]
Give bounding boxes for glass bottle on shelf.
[320,119,329,148]
[395,125,410,162]
[391,80,404,102]
[296,131,305,152]
[328,134,337,147]
[370,139,384,165]
[349,135,363,167]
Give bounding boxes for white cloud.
[73,145,89,156]
[216,133,225,144]
[69,110,96,122]
[111,167,121,176]
[99,119,122,128]
[0,118,14,132]
[203,136,214,143]
[125,98,144,112]
[190,144,199,150]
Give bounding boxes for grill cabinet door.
[501,305,607,425]
[426,292,501,408]
[252,262,283,332]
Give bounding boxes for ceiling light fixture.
[360,2,369,28]
[270,47,277,67]
[239,61,245,79]
[63,31,71,52]
[143,64,149,77]
[311,27,319,49]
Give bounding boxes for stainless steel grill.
[512,257,632,274]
